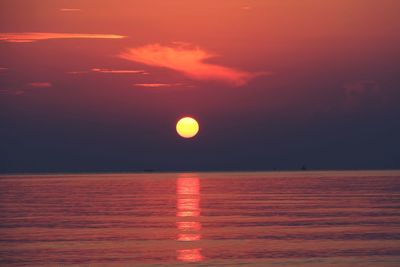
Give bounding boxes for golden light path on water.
[176,174,203,262]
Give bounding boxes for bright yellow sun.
[176,117,199,138]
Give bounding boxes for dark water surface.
[1,171,399,266]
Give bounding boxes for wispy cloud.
[60,8,81,12]
[91,68,148,74]
[342,80,383,110]
[0,89,25,96]
[241,6,252,10]
[1,82,52,96]
[0,32,126,43]
[67,71,87,74]
[68,68,148,75]
[119,43,266,86]
[134,83,181,88]
[28,82,52,88]
[0,89,24,96]
[344,80,380,94]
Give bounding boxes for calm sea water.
[0,171,399,266]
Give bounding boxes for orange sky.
[0,0,399,171]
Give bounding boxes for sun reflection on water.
[177,248,203,263]
[176,174,203,262]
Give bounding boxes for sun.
[176,117,199,138]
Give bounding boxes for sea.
[0,171,399,266]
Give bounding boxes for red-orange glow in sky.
[0,0,399,171]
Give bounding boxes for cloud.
[119,43,266,86]
[60,8,81,12]
[0,82,52,96]
[0,32,126,43]
[0,89,24,96]
[91,68,148,74]
[68,68,148,75]
[67,71,88,74]
[344,80,380,94]
[342,80,383,110]
[134,83,181,88]
[0,67,8,71]
[28,82,52,88]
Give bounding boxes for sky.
[0,0,399,172]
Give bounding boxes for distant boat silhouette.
[301,164,307,171]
